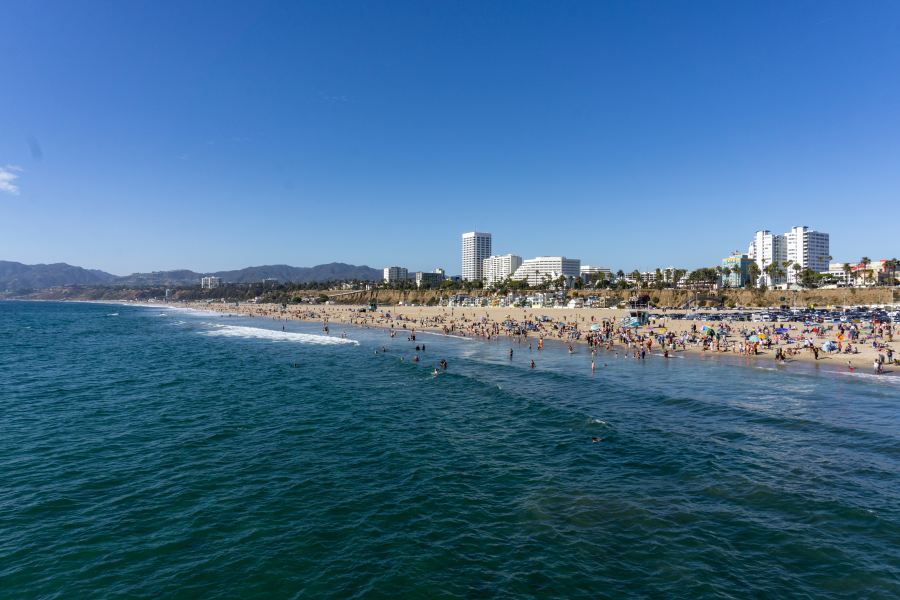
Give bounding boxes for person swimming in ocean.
[591,437,602,443]
[530,359,535,369]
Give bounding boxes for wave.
[199,324,358,346]
[414,330,474,341]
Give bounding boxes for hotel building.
[785,226,830,283]
[482,254,523,287]
[461,232,492,281]
[512,256,581,287]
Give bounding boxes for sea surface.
[1,300,899,599]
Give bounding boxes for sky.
[1,0,899,276]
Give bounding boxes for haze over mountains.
[0,261,382,291]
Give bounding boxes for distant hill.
[0,261,382,291]
[114,270,203,287]
[213,263,382,284]
[0,261,117,291]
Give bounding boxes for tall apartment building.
[747,226,829,286]
[461,232,492,281]
[482,254,523,287]
[785,226,830,283]
[747,230,787,286]
[511,256,581,287]
[382,266,408,283]
[200,276,222,289]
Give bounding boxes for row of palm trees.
[845,257,900,287]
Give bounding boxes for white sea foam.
[416,330,473,341]
[200,323,358,346]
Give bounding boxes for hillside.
[0,260,383,291]
[0,261,117,291]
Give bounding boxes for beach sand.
[180,302,898,376]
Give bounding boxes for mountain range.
[0,261,382,291]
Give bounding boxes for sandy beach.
[180,302,898,376]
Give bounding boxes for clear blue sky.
[1,0,898,275]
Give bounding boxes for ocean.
[1,300,898,598]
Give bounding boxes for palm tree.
[747,262,760,288]
[842,263,852,286]
[720,266,731,288]
[887,258,899,286]
[860,257,872,286]
[764,262,783,287]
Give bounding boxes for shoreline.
[12,298,895,380]
[175,301,898,379]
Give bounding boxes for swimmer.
[530,360,535,369]
[591,437,603,443]
[433,368,439,376]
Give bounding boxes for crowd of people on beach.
[190,302,898,376]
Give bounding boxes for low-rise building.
[383,266,409,283]
[721,253,754,288]
[580,265,612,283]
[415,269,446,288]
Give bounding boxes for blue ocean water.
[1,300,899,598]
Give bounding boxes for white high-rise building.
[511,256,581,287]
[785,226,830,283]
[383,266,408,283]
[461,232,492,281]
[747,230,787,286]
[200,276,222,289]
[482,254,523,287]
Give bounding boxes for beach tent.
[775,327,788,333]
[590,324,600,331]
[748,335,760,342]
